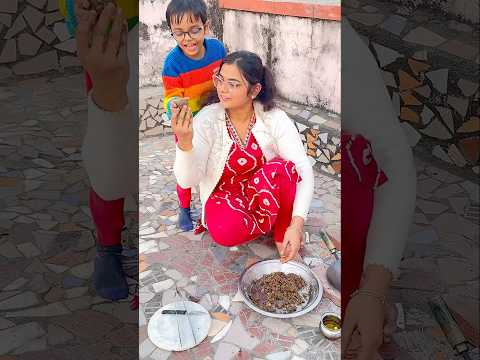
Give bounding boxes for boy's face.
[170,13,208,60]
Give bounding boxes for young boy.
[163,0,226,231]
[60,0,139,303]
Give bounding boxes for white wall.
[222,10,341,114]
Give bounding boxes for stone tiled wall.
[344,0,479,177]
[0,0,80,79]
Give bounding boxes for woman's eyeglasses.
[213,74,243,92]
[171,27,204,40]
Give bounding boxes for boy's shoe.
[178,207,193,231]
[94,244,129,301]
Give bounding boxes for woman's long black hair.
[205,50,276,111]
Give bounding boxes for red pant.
[89,190,124,246]
[205,159,299,247]
[174,134,192,208]
[341,133,387,318]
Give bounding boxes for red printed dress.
[204,114,301,247]
[341,132,388,318]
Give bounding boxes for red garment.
[89,189,124,246]
[205,116,300,246]
[341,133,388,318]
[174,134,192,208]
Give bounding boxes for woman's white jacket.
[174,101,314,226]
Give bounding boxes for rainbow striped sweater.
[162,38,226,117]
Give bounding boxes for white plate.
[147,301,211,352]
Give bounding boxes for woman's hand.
[279,216,304,263]
[172,105,193,151]
[342,265,394,359]
[75,0,129,112]
[342,294,386,359]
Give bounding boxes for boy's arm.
[162,62,185,119]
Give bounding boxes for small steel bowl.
[238,259,322,318]
[320,312,341,340]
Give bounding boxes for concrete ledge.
[219,0,341,21]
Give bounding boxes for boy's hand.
[171,105,193,151]
[75,0,129,112]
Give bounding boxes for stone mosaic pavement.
[344,0,479,178]
[139,135,342,360]
[377,157,480,360]
[0,73,139,359]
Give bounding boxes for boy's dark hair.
[166,0,208,28]
[205,51,276,112]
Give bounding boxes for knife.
[161,309,206,316]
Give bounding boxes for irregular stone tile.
[446,96,469,118]
[4,14,26,39]
[12,335,48,354]
[398,70,422,90]
[448,144,468,167]
[458,137,480,164]
[60,55,81,68]
[0,242,23,258]
[54,39,77,53]
[208,319,228,337]
[0,322,45,355]
[0,318,15,330]
[222,317,260,350]
[64,295,94,311]
[0,14,12,27]
[0,291,40,311]
[51,309,121,341]
[400,91,422,106]
[381,70,397,88]
[17,242,41,258]
[0,66,13,79]
[400,122,421,147]
[17,33,42,56]
[214,341,239,360]
[27,0,47,9]
[439,40,478,60]
[150,348,172,360]
[458,79,478,97]
[92,302,138,324]
[426,69,448,94]
[3,277,29,291]
[64,286,88,299]
[45,10,63,25]
[12,50,59,75]
[458,117,480,133]
[438,258,478,285]
[44,287,65,303]
[22,5,44,32]
[266,351,292,360]
[348,13,385,26]
[380,15,407,36]
[47,323,74,346]
[70,261,94,280]
[262,317,293,336]
[0,39,17,64]
[460,180,479,203]
[403,27,446,47]
[400,107,420,124]
[420,119,452,140]
[5,302,70,318]
[408,58,430,76]
[152,279,174,293]
[247,242,276,258]
[413,85,431,98]
[372,43,400,67]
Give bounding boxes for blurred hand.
[279,216,304,263]
[342,294,384,359]
[75,0,129,112]
[171,105,193,151]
